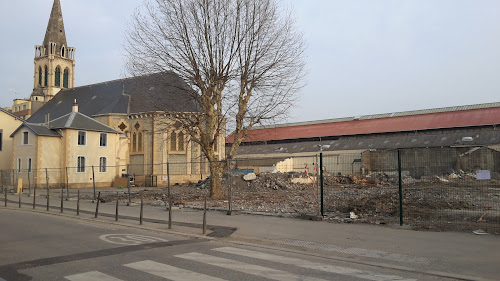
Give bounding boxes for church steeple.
[32,0,76,101]
[43,0,67,57]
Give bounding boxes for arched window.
[55,66,61,87]
[63,69,69,88]
[170,132,177,151]
[38,67,42,86]
[132,133,137,152]
[61,46,65,58]
[178,131,184,151]
[44,66,48,86]
[138,132,143,152]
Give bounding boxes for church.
[2,0,225,188]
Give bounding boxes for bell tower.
[32,0,75,102]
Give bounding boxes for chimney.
[72,99,78,113]
[45,113,50,127]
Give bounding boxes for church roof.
[50,111,120,133]
[28,72,200,123]
[43,0,68,56]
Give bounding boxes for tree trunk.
[209,160,225,199]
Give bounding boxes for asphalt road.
[0,209,454,281]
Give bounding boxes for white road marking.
[65,271,124,281]
[213,247,416,281]
[274,238,432,265]
[176,252,327,281]
[99,234,168,245]
[125,260,227,281]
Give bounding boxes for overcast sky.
[1,0,499,123]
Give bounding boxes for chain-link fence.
[1,147,499,233]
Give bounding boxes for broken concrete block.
[243,173,257,181]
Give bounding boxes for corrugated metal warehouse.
[226,102,500,176]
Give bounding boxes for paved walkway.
[2,188,499,281]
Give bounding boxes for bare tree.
[125,0,306,198]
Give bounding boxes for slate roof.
[10,123,62,138]
[28,72,199,123]
[11,110,120,138]
[50,112,120,133]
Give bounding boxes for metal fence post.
[320,152,324,216]
[397,149,404,226]
[18,190,21,208]
[127,164,131,206]
[46,168,49,211]
[12,169,15,195]
[203,195,207,234]
[77,190,80,216]
[33,184,36,209]
[60,187,64,213]
[227,159,232,215]
[167,162,172,229]
[92,166,96,202]
[95,191,100,218]
[115,192,119,221]
[65,167,69,200]
[140,194,143,225]
[28,171,31,196]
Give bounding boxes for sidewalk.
[2,189,499,281]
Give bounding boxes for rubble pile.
[83,169,498,232]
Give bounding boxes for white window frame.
[77,131,86,146]
[99,133,107,147]
[77,156,86,173]
[99,156,107,173]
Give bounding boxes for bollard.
[127,165,131,206]
[4,184,6,207]
[115,192,119,221]
[46,168,49,211]
[33,185,36,209]
[92,166,96,202]
[167,162,172,229]
[65,167,69,201]
[203,195,207,235]
[95,192,101,218]
[28,171,31,197]
[77,190,80,216]
[140,194,143,225]
[18,191,21,208]
[227,159,232,215]
[60,188,64,213]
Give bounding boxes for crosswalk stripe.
[176,252,328,281]
[65,271,124,281]
[213,247,416,281]
[125,260,227,281]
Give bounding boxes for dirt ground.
[93,171,500,234]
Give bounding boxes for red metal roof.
[226,107,500,143]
